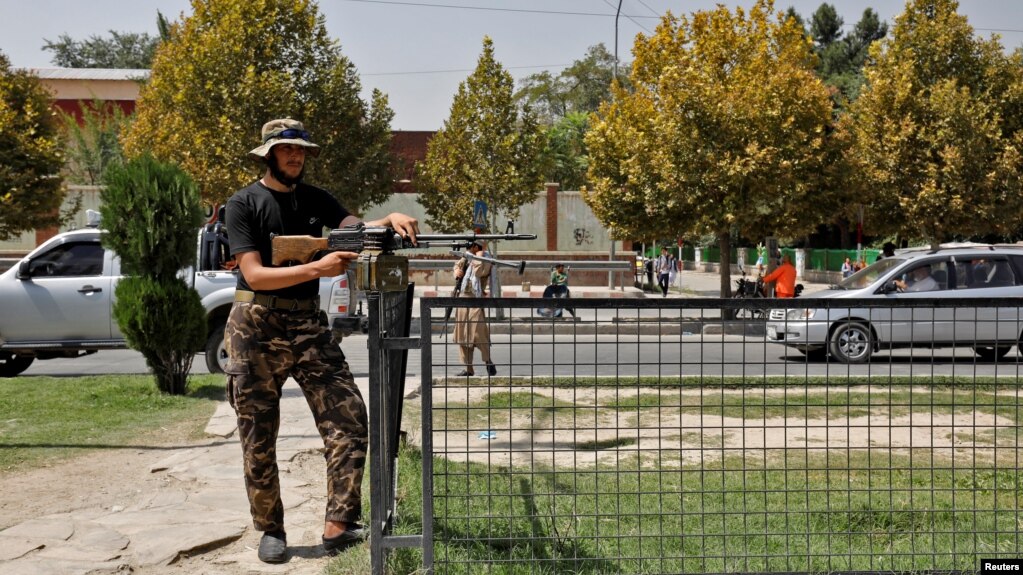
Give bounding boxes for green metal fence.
[687,247,880,272]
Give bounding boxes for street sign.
[472,200,488,232]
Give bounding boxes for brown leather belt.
[234,290,319,311]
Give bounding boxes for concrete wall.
[557,191,613,252]
[364,187,618,256]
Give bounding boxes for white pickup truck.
[0,214,362,377]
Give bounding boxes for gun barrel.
[417,233,537,242]
[450,250,527,274]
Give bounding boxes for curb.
[421,319,767,337]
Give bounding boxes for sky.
[1,0,1022,130]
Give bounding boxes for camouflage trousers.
[224,301,368,533]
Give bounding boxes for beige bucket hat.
[247,118,320,160]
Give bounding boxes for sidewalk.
[416,269,833,301]
[0,379,372,574]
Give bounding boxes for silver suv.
[765,245,1023,363]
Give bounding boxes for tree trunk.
[718,232,732,298]
[718,232,734,320]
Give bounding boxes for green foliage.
[59,98,129,185]
[417,37,546,233]
[815,7,888,105]
[0,51,72,241]
[850,0,1023,247]
[515,43,626,124]
[516,44,625,190]
[102,154,206,394]
[541,112,590,190]
[43,30,159,69]
[123,0,395,212]
[585,0,834,294]
[101,154,204,278]
[810,3,843,46]
[113,276,206,395]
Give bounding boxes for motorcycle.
[732,265,767,319]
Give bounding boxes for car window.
[838,257,904,289]
[27,242,104,277]
[956,257,1016,289]
[896,260,949,292]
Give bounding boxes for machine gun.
[271,223,536,292]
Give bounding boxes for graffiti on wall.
[574,228,592,246]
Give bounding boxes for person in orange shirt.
[763,253,797,298]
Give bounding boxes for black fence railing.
[375,296,1023,574]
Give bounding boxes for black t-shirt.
[226,180,350,299]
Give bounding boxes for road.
[19,331,1021,380]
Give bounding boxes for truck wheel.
[829,322,873,364]
[0,352,34,377]
[205,322,228,374]
[973,345,1011,362]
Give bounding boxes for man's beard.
[267,154,305,187]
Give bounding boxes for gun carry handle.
[271,235,328,266]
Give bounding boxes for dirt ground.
[0,416,367,575]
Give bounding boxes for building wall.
[0,186,102,256]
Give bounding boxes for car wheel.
[830,322,873,364]
[205,321,228,374]
[973,345,1011,362]
[0,352,34,377]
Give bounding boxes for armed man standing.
[453,240,496,377]
[224,118,419,563]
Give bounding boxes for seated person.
[895,264,938,292]
[549,263,569,297]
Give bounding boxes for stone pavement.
[0,379,374,574]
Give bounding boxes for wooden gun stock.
[271,235,328,265]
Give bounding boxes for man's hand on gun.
[311,251,359,278]
[368,212,419,245]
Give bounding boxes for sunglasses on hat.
[264,128,311,143]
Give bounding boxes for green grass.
[387,446,1023,574]
[0,375,224,471]
[434,385,1021,442]
[435,391,582,432]
[400,376,1023,573]
[607,388,1021,423]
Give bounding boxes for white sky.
[1,0,1021,130]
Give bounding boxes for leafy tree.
[122,0,395,212]
[516,44,625,124]
[783,4,888,249]
[59,98,129,185]
[44,30,160,69]
[810,3,843,46]
[799,4,889,105]
[0,51,74,240]
[541,112,590,190]
[585,0,835,297]
[417,36,546,234]
[102,154,206,395]
[516,44,626,188]
[850,0,1023,249]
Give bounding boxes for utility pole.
[609,0,623,290]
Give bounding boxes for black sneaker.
[257,530,287,563]
[322,523,366,555]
